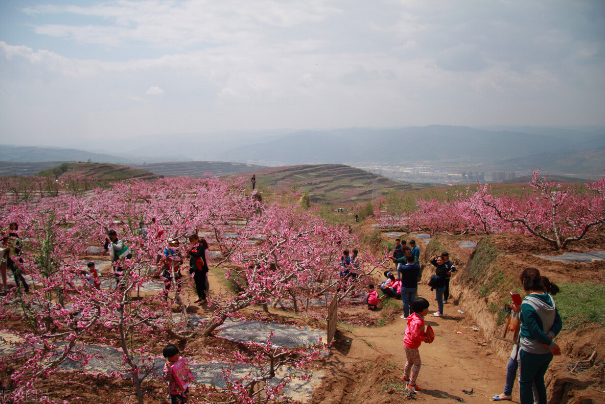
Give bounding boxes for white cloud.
[1,0,605,145]
[146,86,164,95]
[22,0,342,49]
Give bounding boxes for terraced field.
[251,164,426,203]
[131,161,266,177]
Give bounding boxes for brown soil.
[8,231,605,403]
[309,282,508,404]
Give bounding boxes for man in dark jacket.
[392,239,404,271]
[393,254,421,319]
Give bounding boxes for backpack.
[427,275,440,289]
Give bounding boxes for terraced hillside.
[131,161,266,177]
[252,164,427,203]
[0,161,65,176]
[39,162,159,181]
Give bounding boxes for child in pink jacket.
[367,284,379,310]
[403,297,432,390]
[163,344,195,403]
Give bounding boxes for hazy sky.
[1,0,604,146]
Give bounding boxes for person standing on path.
[251,174,256,190]
[392,239,404,272]
[441,252,456,304]
[409,240,420,265]
[429,255,449,316]
[3,223,29,293]
[493,276,559,402]
[187,233,208,304]
[199,238,212,294]
[391,254,421,318]
[104,230,131,289]
[402,297,433,391]
[518,268,562,404]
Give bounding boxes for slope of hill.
[39,162,159,181]
[131,161,266,177]
[0,145,133,164]
[251,164,428,203]
[0,161,68,176]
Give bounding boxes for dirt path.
[313,283,513,403]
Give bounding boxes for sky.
[1,0,604,146]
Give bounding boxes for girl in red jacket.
[403,297,433,391]
[366,284,379,310]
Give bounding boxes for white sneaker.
[433,312,442,317]
[400,314,407,319]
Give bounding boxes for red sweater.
[367,290,379,305]
[403,312,428,349]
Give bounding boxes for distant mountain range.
[1,125,603,178]
[214,126,602,166]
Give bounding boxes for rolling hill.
[131,161,266,177]
[250,164,428,203]
[39,162,159,181]
[0,145,134,164]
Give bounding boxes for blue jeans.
[435,286,445,314]
[504,357,518,395]
[401,287,417,318]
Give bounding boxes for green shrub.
[358,201,374,220]
[465,238,500,282]
[496,310,509,325]
[381,240,395,251]
[363,229,383,250]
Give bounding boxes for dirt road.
[312,282,513,403]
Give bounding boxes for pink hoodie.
[367,290,379,305]
[403,312,428,349]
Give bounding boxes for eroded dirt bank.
[309,233,604,404]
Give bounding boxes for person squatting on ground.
[492,276,560,402]
[429,255,450,316]
[3,223,29,293]
[187,233,209,304]
[367,284,379,310]
[379,272,399,298]
[402,297,433,391]
[104,229,131,289]
[390,253,421,319]
[85,261,101,290]
[517,268,562,404]
[163,344,194,404]
[441,252,456,304]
